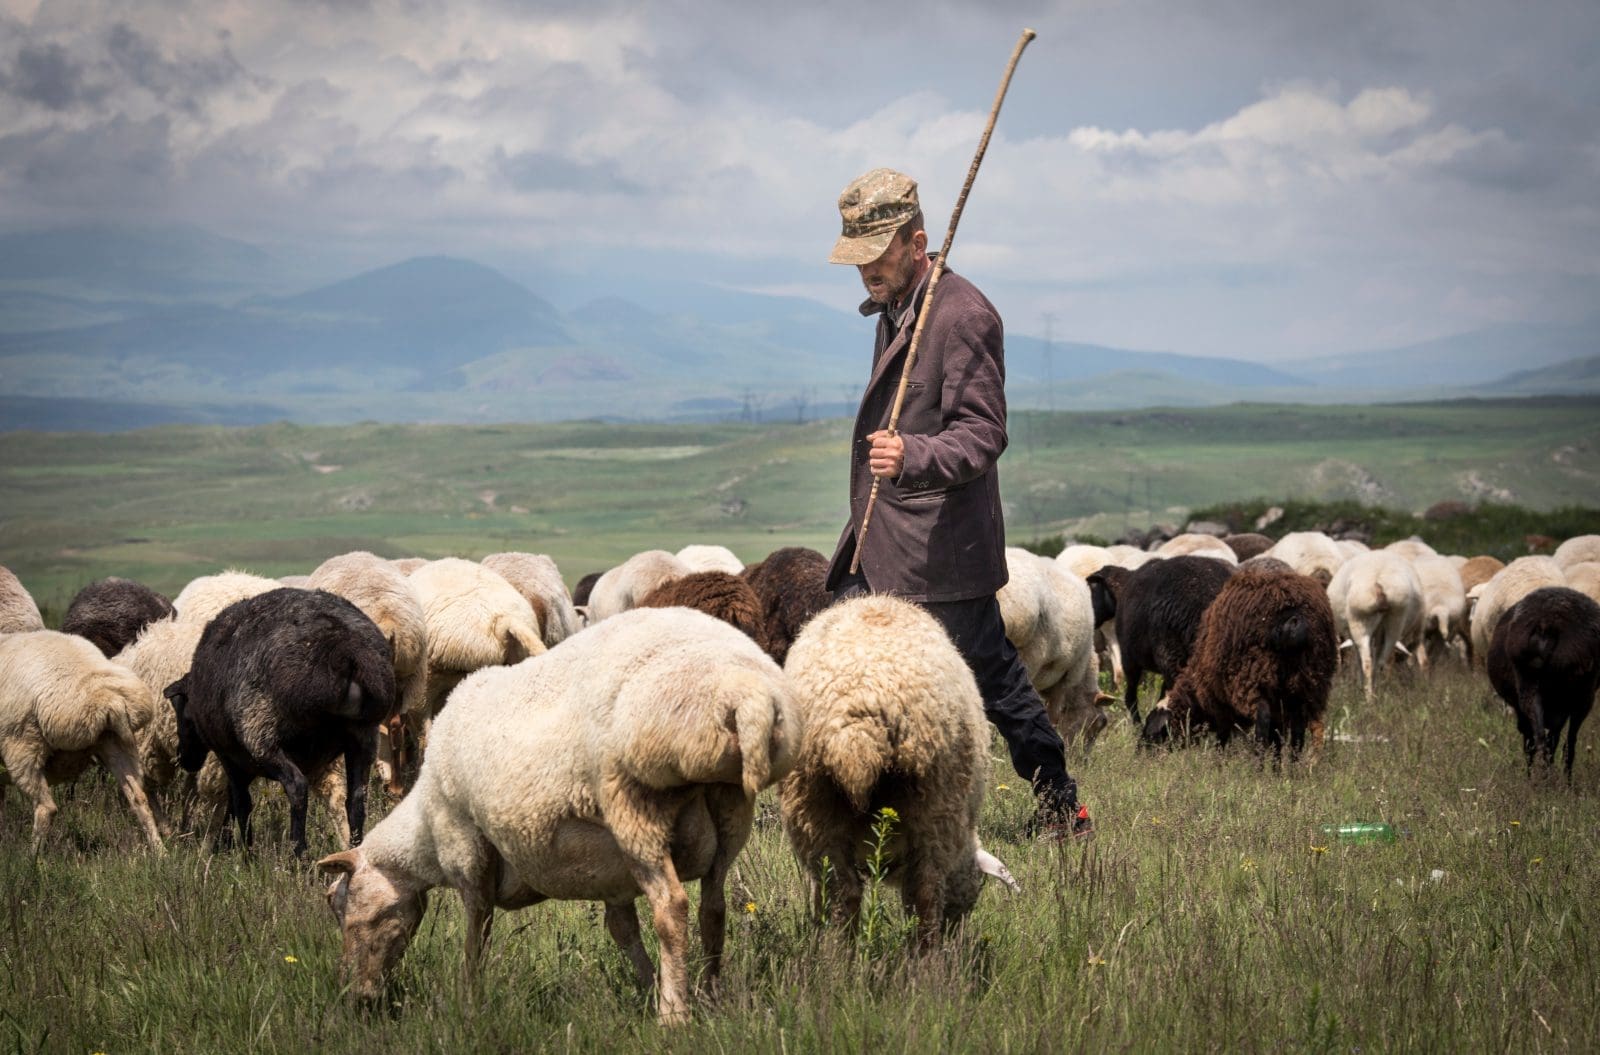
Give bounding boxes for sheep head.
[163,675,208,773]
[318,849,429,1004]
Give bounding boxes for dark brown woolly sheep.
[1142,568,1338,759]
[61,578,175,657]
[1487,586,1600,779]
[571,571,605,608]
[165,588,395,856]
[636,571,769,652]
[740,546,832,664]
[1087,556,1236,723]
[1223,533,1276,562]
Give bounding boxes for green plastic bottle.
[1320,822,1397,843]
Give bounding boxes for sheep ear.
[317,849,361,877]
[975,847,1020,894]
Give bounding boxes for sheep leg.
[1565,708,1589,782]
[901,855,946,951]
[313,761,350,849]
[628,857,692,1026]
[1351,624,1377,702]
[698,786,753,987]
[259,751,311,856]
[604,901,657,993]
[1513,705,1539,772]
[341,728,376,846]
[218,758,256,850]
[1122,662,1145,723]
[95,735,165,854]
[4,743,57,852]
[460,866,496,990]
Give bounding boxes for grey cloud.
[495,148,644,195]
[0,114,175,209]
[2,42,108,111]
[105,22,262,116]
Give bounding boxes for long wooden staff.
[850,27,1038,576]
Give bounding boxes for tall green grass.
[4,662,1595,1053]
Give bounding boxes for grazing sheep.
[0,631,164,851]
[117,616,354,845]
[308,552,430,794]
[1089,555,1236,722]
[1055,544,1114,581]
[637,571,768,651]
[1384,537,1438,561]
[316,607,799,1026]
[1142,568,1338,759]
[741,546,832,665]
[998,549,1110,749]
[1327,551,1426,701]
[587,550,692,623]
[1458,555,1505,595]
[1223,533,1276,562]
[1563,562,1600,606]
[1240,555,1296,575]
[172,569,281,626]
[1553,535,1600,571]
[480,552,582,649]
[166,588,394,856]
[1156,533,1239,563]
[1410,554,1469,665]
[408,558,546,716]
[0,565,45,634]
[1104,544,1158,570]
[780,595,1015,949]
[60,577,175,657]
[675,544,744,575]
[1266,532,1345,586]
[1469,557,1567,668]
[1487,587,1600,779]
[1336,539,1370,561]
[391,558,430,575]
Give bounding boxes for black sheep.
[571,571,606,608]
[1087,556,1236,723]
[1487,586,1600,780]
[164,588,395,856]
[740,546,832,665]
[61,577,175,657]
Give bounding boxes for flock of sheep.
[1,527,1598,1024]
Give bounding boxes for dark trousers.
[833,571,1079,814]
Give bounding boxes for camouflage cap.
[828,168,920,265]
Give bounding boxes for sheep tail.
[731,672,794,798]
[819,718,893,813]
[38,669,146,752]
[496,615,547,663]
[1372,583,1389,612]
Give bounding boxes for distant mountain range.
[0,224,1595,430]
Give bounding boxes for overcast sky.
[1,0,1595,361]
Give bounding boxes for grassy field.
[2,661,1595,1053]
[2,397,1598,615]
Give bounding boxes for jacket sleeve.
[896,305,1008,489]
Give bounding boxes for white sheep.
[316,606,799,1026]
[1553,535,1600,571]
[0,565,45,634]
[116,616,355,846]
[1156,533,1239,563]
[1336,539,1370,561]
[1266,532,1346,586]
[1327,551,1425,701]
[0,630,164,851]
[1409,554,1468,664]
[172,569,281,626]
[1469,556,1567,666]
[675,544,745,575]
[480,551,582,649]
[587,549,692,623]
[391,557,430,575]
[407,557,546,716]
[308,552,430,793]
[1055,544,1113,581]
[1105,544,1158,570]
[999,548,1110,748]
[780,595,1016,949]
[1564,562,1600,606]
[1384,537,1438,561]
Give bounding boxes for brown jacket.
[826,268,1009,602]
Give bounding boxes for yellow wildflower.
[283,955,298,964]
[1531,858,1543,866]
[996,784,1011,792]
[1310,845,1328,855]
[1510,820,1521,827]
[744,901,757,914]
[878,807,899,821]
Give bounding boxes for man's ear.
[912,228,928,255]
